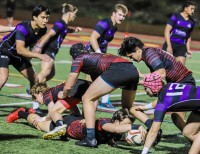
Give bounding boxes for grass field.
[0,46,199,154]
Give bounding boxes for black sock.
[55,120,63,127]
[145,119,153,129]
[18,111,29,120]
[87,128,95,141]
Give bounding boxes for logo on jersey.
[187,24,191,28]
[0,55,8,59]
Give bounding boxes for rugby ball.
[125,129,143,145]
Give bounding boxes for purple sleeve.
[94,20,108,35]
[15,24,29,41]
[167,14,177,27]
[52,21,65,33]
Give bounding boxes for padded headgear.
[143,72,163,94]
[69,43,86,59]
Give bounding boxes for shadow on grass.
[113,141,143,153]
[0,134,39,141]
[150,133,190,154]
[153,145,189,154]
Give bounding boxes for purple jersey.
[86,18,117,53]
[142,48,192,83]
[167,13,195,44]
[0,21,47,56]
[43,19,70,54]
[154,83,200,122]
[70,53,130,80]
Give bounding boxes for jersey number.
[166,83,186,96]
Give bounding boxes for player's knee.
[0,76,8,89]
[82,94,96,103]
[182,128,193,141]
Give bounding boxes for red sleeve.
[70,57,84,73]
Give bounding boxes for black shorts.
[162,42,187,57]
[69,79,91,100]
[43,51,56,60]
[179,73,196,86]
[0,53,32,72]
[101,62,139,90]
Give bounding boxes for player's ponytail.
[61,3,78,14]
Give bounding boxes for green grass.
[0,47,199,154]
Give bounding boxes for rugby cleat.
[42,125,67,140]
[75,137,98,148]
[153,129,162,146]
[6,107,26,123]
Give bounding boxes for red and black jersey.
[43,83,64,106]
[71,52,130,80]
[142,47,192,83]
[43,79,91,106]
[63,115,118,144]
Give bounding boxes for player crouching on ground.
[6,108,147,146]
[28,79,90,139]
[30,79,91,139]
[141,72,200,154]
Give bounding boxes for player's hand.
[187,51,192,58]
[75,27,82,32]
[32,45,42,53]
[32,116,46,127]
[138,79,144,85]
[135,105,145,111]
[137,68,145,78]
[39,54,51,62]
[58,91,67,99]
[166,46,173,55]
[138,126,147,141]
[79,119,86,126]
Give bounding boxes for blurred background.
[0,0,200,40]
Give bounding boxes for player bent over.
[140,73,200,154]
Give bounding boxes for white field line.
[0,102,34,106]
[110,92,146,97]
[5,83,24,88]
[12,93,32,98]
[10,92,145,100]
[32,60,72,64]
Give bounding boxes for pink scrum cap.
[142,72,163,94]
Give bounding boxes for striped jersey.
[70,53,130,80]
[142,47,192,83]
